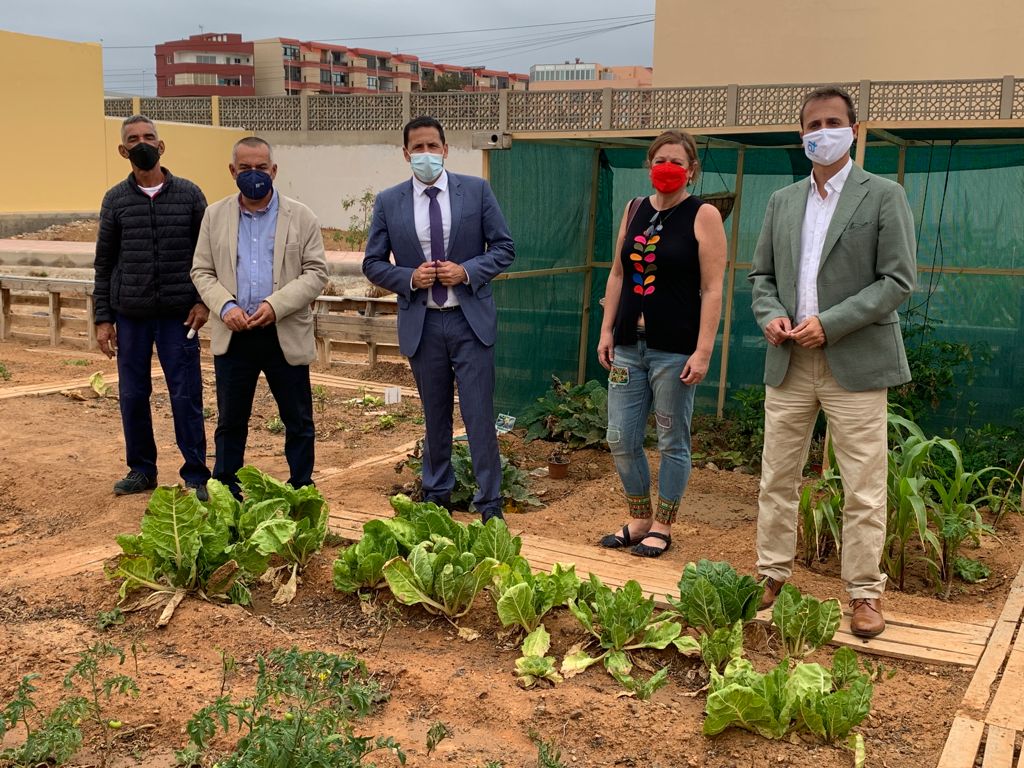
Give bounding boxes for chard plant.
[664,560,763,672]
[515,625,564,689]
[704,646,872,743]
[112,467,329,622]
[180,648,401,768]
[491,559,580,635]
[381,516,520,620]
[561,575,699,699]
[771,584,842,659]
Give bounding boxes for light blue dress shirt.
[221,191,279,318]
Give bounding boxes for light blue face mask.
[410,152,444,183]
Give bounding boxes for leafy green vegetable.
[112,468,331,621]
[699,619,745,672]
[493,559,580,634]
[771,584,842,658]
[381,519,517,618]
[561,575,697,696]
[667,560,764,632]
[332,520,400,593]
[515,625,563,689]
[704,647,873,743]
[521,376,609,449]
[953,555,991,583]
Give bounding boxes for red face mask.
[650,163,688,193]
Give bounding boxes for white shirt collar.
[809,158,854,199]
[412,169,449,196]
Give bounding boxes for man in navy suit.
[363,116,516,522]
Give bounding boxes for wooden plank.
[995,561,1024,626]
[936,715,986,768]
[962,619,1019,710]
[981,725,1017,768]
[986,639,1024,730]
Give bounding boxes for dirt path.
[0,338,1021,767]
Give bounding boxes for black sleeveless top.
[613,195,704,355]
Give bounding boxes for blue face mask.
[236,169,273,200]
[410,152,444,183]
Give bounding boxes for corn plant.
[921,436,1000,598]
[798,464,843,567]
[884,414,941,590]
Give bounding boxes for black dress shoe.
[481,508,505,524]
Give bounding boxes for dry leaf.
[156,589,187,627]
[457,626,481,642]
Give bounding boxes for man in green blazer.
[749,87,917,637]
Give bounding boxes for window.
[285,66,301,82]
[218,77,241,87]
[367,76,378,89]
[410,62,419,74]
[196,54,217,64]
[333,72,346,85]
[320,69,332,83]
[282,45,299,60]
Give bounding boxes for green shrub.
[521,376,608,449]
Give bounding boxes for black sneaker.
[113,471,157,496]
[186,482,210,503]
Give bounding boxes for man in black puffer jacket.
[93,115,212,500]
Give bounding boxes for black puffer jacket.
[93,169,207,323]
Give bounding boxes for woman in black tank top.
[596,131,727,557]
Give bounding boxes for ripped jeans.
[606,341,695,513]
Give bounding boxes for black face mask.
[127,142,160,171]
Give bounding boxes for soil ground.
[1,336,1022,767]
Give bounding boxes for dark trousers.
[409,307,501,514]
[212,325,314,496]
[115,313,210,485]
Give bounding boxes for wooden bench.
[0,275,96,349]
[313,295,399,365]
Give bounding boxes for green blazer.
[749,163,917,392]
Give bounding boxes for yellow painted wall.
[0,30,107,213]
[0,29,247,215]
[654,0,1024,87]
[104,119,246,203]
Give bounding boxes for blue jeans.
[115,313,210,485]
[606,342,695,515]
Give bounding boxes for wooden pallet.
[327,506,994,668]
[937,561,1024,767]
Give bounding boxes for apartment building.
[154,34,527,97]
[155,33,255,96]
[529,61,653,90]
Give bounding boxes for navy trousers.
[212,325,315,497]
[409,307,501,514]
[115,313,210,485]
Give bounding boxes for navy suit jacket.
[362,172,515,356]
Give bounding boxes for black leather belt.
[428,305,461,312]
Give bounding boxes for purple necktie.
[425,186,447,306]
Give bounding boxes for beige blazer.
[191,193,328,366]
[749,163,917,392]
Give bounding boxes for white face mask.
[801,127,854,166]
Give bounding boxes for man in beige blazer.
[749,87,917,637]
[191,136,328,497]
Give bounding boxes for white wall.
[270,142,484,227]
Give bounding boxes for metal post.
[577,149,602,384]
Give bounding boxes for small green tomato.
[107,720,123,730]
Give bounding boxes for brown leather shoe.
[759,576,786,609]
[850,598,885,638]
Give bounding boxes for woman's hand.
[680,349,711,386]
[597,330,615,370]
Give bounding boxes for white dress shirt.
[796,158,853,323]
[411,170,457,308]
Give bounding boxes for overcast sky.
[1,0,655,95]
